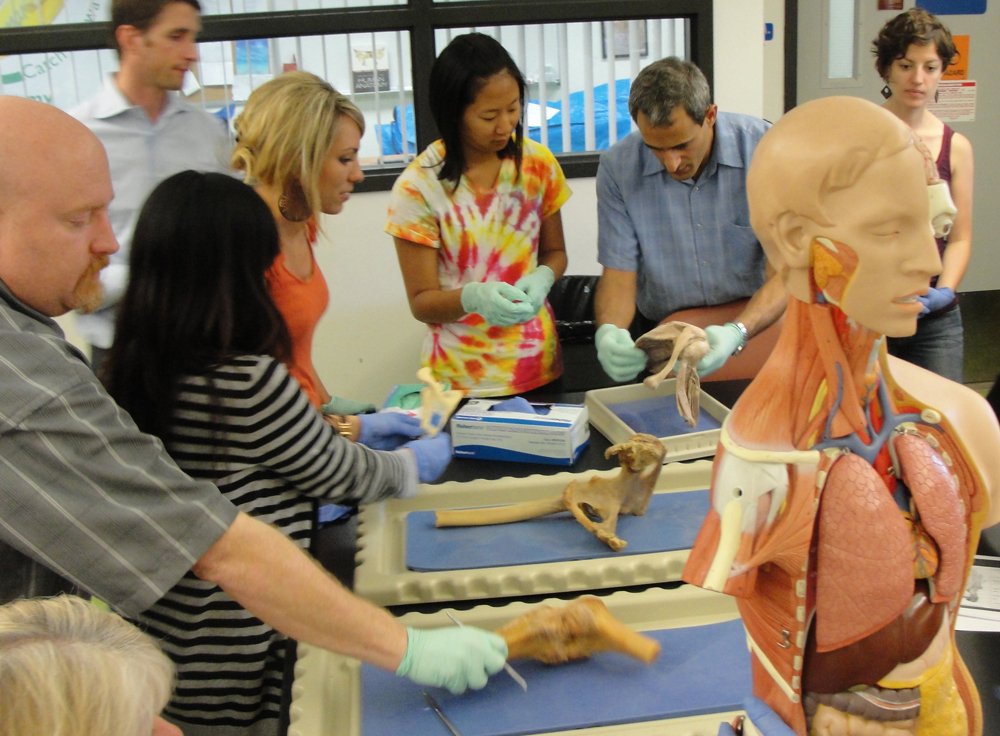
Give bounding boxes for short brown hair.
[109,0,201,53]
[872,9,956,80]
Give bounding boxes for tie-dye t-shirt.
[387,138,571,397]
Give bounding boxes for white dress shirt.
[70,75,231,348]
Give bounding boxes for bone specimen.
[417,367,463,438]
[634,321,710,427]
[435,434,666,551]
[497,597,661,665]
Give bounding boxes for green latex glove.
[514,265,556,316]
[396,626,508,695]
[460,281,536,327]
[321,395,377,416]
[595,323,647,383]
[697,323,744,378]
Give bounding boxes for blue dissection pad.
[607,395,721,437]
[361,617,751,736]
[406,490,710,571]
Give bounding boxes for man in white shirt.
[71,0,230,370]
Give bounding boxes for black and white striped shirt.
[137,355,413,736]
[0,279,238,615]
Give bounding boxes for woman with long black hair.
[102,171,500,735]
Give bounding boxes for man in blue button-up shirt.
[71,0,230,372]
[593,58,786,383]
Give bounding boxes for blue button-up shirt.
[596,111,771,323]
[70,75,231,347]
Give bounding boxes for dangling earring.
[935,89,939,103]
[278,179,311,222]
[880,85,892,99]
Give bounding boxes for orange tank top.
[266,223,329,408]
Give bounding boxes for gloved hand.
[916,286,954,316]
[717,695,797,736]
[402,432,453,483]
[460,281,536,326]
[321,395,377,416]
[357,412,423,450]
[595,323,647,382]
[514,265,555,316]
[490,396,537,414]
[396,626,508,694]
[697,323,744,378]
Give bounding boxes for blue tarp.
[378,78,633,156]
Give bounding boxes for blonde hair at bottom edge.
[0,595,175,736]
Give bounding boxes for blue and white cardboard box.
[450,400,589,465]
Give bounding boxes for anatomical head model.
[682,97,1000,735]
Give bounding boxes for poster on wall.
[927,80,976,122]
[878,0,903,10]
[916,0,986,14]
[351,45,389,93]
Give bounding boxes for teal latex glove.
[321,395,376,416]
[396,626,508,694]
[717,696,797,736]
[514,265,556,316]
[697,323,744,378]
[460,281,536,327]
[595,323,647,383]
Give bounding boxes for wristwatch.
[731,321,749,356]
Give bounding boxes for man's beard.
[68,255,109,314]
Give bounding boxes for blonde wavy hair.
[0,596,175,736]
[232,71,366,217]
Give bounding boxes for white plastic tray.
[290,586,745,736]
[354,461,713,606]
[585,379,729,463]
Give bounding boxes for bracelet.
[731,321,749,356]
[331,415,355,440]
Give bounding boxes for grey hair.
[0,595,175,736]
[627,57,712,126]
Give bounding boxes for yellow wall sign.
[944,35,970,80]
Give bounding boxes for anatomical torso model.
[682,97,1000,736]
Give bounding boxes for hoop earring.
[278,180,311,222]
[880,85,892,100]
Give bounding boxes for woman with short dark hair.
[873,8,973,382]
[388,33,571,397]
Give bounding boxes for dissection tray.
[290,586,749,736]
[354,461,713,606]
[585,379,729,463]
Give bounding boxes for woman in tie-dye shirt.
[387,33,571,397]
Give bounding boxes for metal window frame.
[0,0,714,191]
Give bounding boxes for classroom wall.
[796,0,999,291]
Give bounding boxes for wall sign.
[917,0,986,14]
[927,80,977,122]
[943,35,969,80]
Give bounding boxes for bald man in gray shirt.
[0,97,506,701]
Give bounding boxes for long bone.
[434,434,667,551]
[497,596,661,665]
[634,321,710,426]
